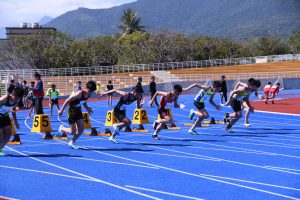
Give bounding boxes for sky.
[0,0,137,27]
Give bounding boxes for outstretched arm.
[183,83,207,92]
[148,91,168,106]
[209,93,220,111]
[100,89,127,96]
[58,91,82,116]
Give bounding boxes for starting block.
[157,108,179,130]
[31,114,52,133]
[82,112,92,129]
[85,128,111,136]
[203,118,224,125]
[132,109,149,133]
[105,110,118,126]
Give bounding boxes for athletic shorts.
[67,106,83,124]
[263,89,270,96]
[114,108,129,122]
[158,107,168,119]
[194,101,205,110]
[0,114,11,129]
[51,99,59,105]
[230,99,242,112]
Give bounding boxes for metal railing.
[0,54,299,79]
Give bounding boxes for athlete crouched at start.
[100,86,144,143]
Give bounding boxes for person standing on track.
[224,78,260,132]
[149,76,159,107]
[0,87,24,156]
[58,80,96,149]
[100,86,144,143]
[186,81,222,135]
[106,80,114,107]
[220,75,228,104]
[47,84,60,117]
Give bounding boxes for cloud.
[0,0,136,27]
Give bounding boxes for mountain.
[46,0,300,40]
[39,16,53,25]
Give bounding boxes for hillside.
[42,0,300,39]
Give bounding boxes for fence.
[1,54,299,79]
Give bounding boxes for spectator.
[149,76,158,106]
[220,75,228,104]
[7,79,15,94]
[107,80,113,107]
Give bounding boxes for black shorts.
[0,114,11,129]
[114,109,129,122]
[51,99,59,105]
[67,106,83,124]
[158,107,168,119]
[194,101,205,110]
[231,99,242,112]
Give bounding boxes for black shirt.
[149,81,156,94]
[107,84,113,91]
[221,80,227,92]
[115,93,137,110]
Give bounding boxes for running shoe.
[225,127,234,133]
[58,125,64,138]
[113,124,120,136]
[243,122,251,127]
[272,101,275,104]
[188,129,198,135]
[189,109,195,120]
[68,141,79,150]
[153,121,158,130]
[109,136,118,143]
[0,149,5,156]
[152,134,160,140]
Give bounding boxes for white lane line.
[112,138,300,176]
[163,135,300,159]
[265,166,300,173]
[5,147,161,200]
[200,174,300,192]
[255,110,300,117]
[22,150,159,170]
[125,185,204,200]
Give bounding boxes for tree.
[288,30,300,53]
[251,36,290,56]
[119,9,145,35]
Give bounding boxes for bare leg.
[191,109,209,130]
[71,119,84,143]
[153,116,171,136]
[227,111,242,128]
[242,102,250,124]
[0,126,12,150]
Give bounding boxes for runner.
[268,83,281,104]
[224,78,260,132]
[149,84,187,140]
[46,84,60,117]
[0,87,24,156]
[58,80,96,149]
[100,86,144,143]
[186,81,222,135]
[263,82,272,104]
[101,86,145,143]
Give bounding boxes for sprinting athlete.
[267,83,281,104]
[100,86,144,143]
[149,85,185,140]
[263,82,272,104]
[224,78,260,132]
[47,84,60,116]
[0,87,24,156]
[58,81,96,149]
[186,81,222,135]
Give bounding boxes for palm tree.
[119,9,145,35]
